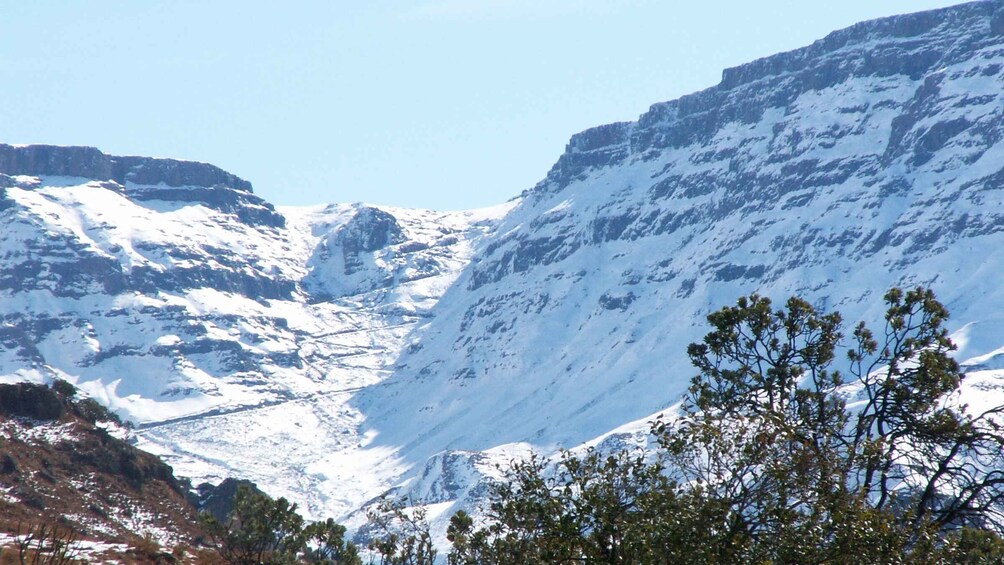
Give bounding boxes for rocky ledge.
[0,144,286,228]
[0,144,253,191]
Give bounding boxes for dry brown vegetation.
[0,382,208,563]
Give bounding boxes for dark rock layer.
[0,144,253,191]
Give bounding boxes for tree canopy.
[448,287,1004,564]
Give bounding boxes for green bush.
[50,379,77,399]
[200,486,362,565]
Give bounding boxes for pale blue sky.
[1,1,964,210]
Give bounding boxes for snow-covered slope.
[5,0,1004,536]
[351,0,1004,528]
[0,146,510,517]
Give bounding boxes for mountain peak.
[718,0,999,92]
[541,1,1003,196]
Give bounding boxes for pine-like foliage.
[448,287,1004,564]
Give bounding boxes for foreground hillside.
[0,381,201,562]
[3,1,1004,540]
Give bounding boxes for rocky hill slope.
[0,381,200,562]
[4,0,1004,541]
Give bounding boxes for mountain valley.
[3,0,1004,552]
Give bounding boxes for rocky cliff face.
[0,145,283,227]
[4,0,1004,541]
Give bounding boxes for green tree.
[447,449,720,564]
[447,287,1004,564]
[446,510,482,565]
[365,497,436,565]
[661,287,1004,561]
[201,485,306,565]
[302,518,361,565]
[847,288,1004,531]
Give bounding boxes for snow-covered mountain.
[349,0,1004,524]
[0,144,510,518]
[5,0,1004,536]
[358,0,1004,459]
